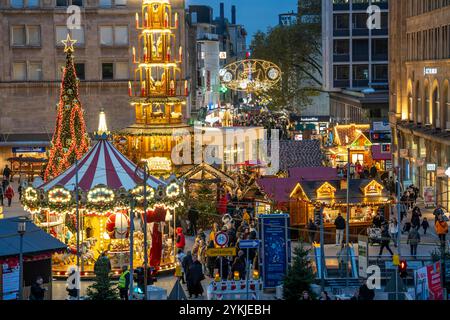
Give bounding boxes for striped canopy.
[40,139,165,192]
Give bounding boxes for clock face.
[222,72,233,83]
[267,68,279,80]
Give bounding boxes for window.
[102,63,114,79]
[11,26,26,46]
[333,65,349,80]
[27,0,39,7]
[353,65,369,80]
[99,0,126,6]
[372,64,388,81]
[10,0,24,7]
[13,62,42,81]
[100,26,113,45]
[100,26,128,46]
[333,14,349,30]
[11,25,41,46]
[352,13,368,29]
[13,62,26,81]
[333,39,349,54]
[28,62,43,80]
[372,38,388,60]
[353,39,369,61]
[115,62,129,79]
[56,0,82,6]
[56,26,85,45]
[75,63,85,80]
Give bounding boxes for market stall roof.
[275,140,324,171]
[39,139,165,192]
[333,124,370,146]
[0,218,66,258]
[256,177,298,204]
[290,179,390,204]
[7,157,48,163]
[180,162,237,187]
[288,167,339,181]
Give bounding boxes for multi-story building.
[390,0,450,209]
[0,0,187,168]
[322,0,389,124]
[187,3,247,117]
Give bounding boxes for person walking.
[433,205,445,222]
[378,224,394,257]
[307,219,317,244]
[389,218,399,247]
[2,165,11,181]
[176,249,187,284]
[118,266,130,300]
[175,227,186,251]
[435,217,449,245]
[182,251,194,283]
[421,217,429,235]
[411,206,422,229]
[29,276,47,300]
[407,227,420,259]
[186,257,205,298]
[334,213,346,246]
[231,250,246,280]
[187,207,198,236]
[197,239,207,273]
[369,164,378,178]
[349,162,356,179]
[372,211,385,228]
[5,183,14,207]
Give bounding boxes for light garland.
[24,187,38,202]
[165,182,180,198]
[87,186,115,204]
[48,187,72,204]
[131,185,155,202]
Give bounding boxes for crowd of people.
[233,111,292,140]
[336,161,382,180]
[174,207,258,298]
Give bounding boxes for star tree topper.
[62,34,77,53]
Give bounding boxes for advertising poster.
[259,214,289,289]
[358,236,368,278]
[415,261,443,300]
[423,187,436,208]
[1,263,20,300]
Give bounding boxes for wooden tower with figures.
[115,0,191,173]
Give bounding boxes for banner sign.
[258,214,289,289]
[358,235,369,278]
[206,248,236,257]
[423,186,436,207]
[12,147,45,153]
[415,261,443,300]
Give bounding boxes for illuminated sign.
[363,180,383,196]
[424,67,438,75]
[426,163,437,172]
[219,51,227,59]
[145,157,172,172]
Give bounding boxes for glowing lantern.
[135,13,139,29]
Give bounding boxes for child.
[421,217,429,235]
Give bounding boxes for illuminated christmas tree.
[45,34,89,181]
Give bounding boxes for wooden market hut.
[289,179,391,243]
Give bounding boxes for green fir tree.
[283,244,316,301]
[86,256,119,300]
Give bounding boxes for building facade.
[322,0,389,124]
[0,0,187,168]
[390,0,450,209]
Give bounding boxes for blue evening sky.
[185,0,298,42]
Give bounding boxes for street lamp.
[17,216,28,300]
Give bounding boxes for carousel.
[22,112,184,277]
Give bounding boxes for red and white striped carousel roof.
[40,139,165,192]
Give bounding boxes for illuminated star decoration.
[61,34,77,53]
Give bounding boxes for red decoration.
[144,206,167,223]
[106,212,130,239]
[149,223,162,267]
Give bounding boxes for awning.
[372,144,392,161]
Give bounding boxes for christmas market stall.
[22,115,184,277]
[326,124,373,167]
[289,179,391,243]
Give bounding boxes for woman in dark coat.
[29,276,46,300]
[186,259,205,298]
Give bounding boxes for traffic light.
[398,260,408,278]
